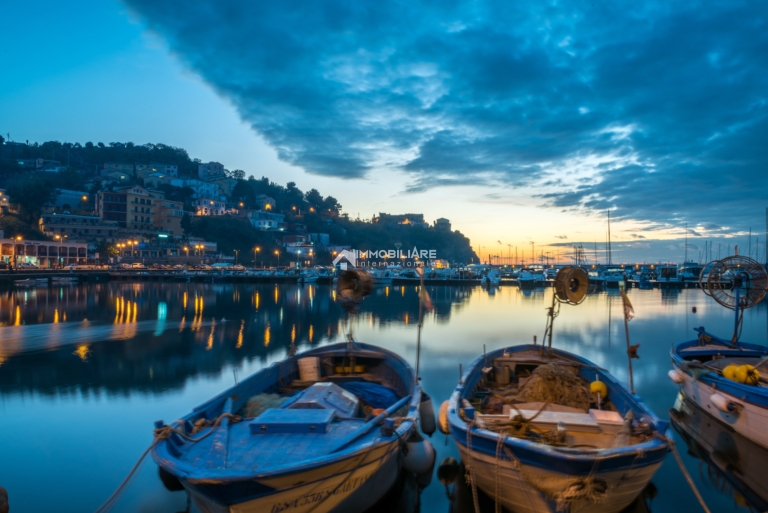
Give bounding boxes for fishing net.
[497,363,591,411]
[243,393,291,418]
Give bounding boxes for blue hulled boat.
[446,345,669,513]
[442,267,669,513]
[151,341,428,513]
[668,256,768,450]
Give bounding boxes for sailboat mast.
[607,210,612,265]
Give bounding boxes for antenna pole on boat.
[619,282,636,394]
[415,265,426,379]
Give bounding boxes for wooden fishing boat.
[151,341,429,513]
[442,267,669,513]
[445,345,669,513]
[668,256,768,450]
[669,327,768,449]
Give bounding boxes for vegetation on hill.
[0,137,478,264]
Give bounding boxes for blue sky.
[2,0,768,263]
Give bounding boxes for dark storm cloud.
[124,0,768,230]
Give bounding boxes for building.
[198,162,226,181]
[434,218,451,231]
[255,194,276,210]
[156,199,186,237]
[0,237,87,267]
[39,213,119,241]
[143,172,173,189]
[308,233,330,246]
[209,177,238,195]
[16,158,59,170]
[169,178,226,201]
[245,210,285,230]
[0,189,9,211]
[136,163,178,179]
[103,162,134,175]
[282,234,308,245]
[102,169,131,182]
[96,186,163,232]
[194,198,227,216]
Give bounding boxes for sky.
[2,0,768,264]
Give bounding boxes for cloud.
[630,234,646,239]
[124,0,768,231]
[554,235,568,239]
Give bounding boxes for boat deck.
[179,418,380,475]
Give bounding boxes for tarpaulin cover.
[338,381,400,409]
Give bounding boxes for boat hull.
[184,444,400,513]
[456,444,661,513]
[670,361,768,449]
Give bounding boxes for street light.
[274,249,280,267]
[54,234,68,268]
[254,246,261,267]
[13,235,22,268]
[184,246,189,257]
[234,249,239,265]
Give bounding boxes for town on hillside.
[0,139,474,268]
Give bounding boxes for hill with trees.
[0,136,477,265]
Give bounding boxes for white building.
[170,178,226,201]
[246,210,285,230]
[194,198,227,216]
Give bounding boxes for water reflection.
[671,392,768,511]
[1,283,768,513]
[0,283,473,395]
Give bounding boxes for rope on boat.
[656,433,711,513]
[93,413,242,513]
[464,419,482,513]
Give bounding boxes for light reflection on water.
[0,282,766,512]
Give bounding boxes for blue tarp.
[338,382,401,409]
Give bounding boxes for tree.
[181,213,192,235]
[231,179,256,208]
[229,169,246,180]
[6,177,59,221]
[0,134,4,145]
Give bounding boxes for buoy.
[590,381,608,398]
[736,365,760,385]
[415,455,435,488]
[419,392,436,436]
[710,393,738,413]
[722,365,739,382]
[668,369,684,383]
[438,400,450,434]
[0,486,8,513]
[437,457,460,486]
[692,306,697,313]
[403,431,436,475]
[158,467,184,492]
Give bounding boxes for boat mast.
[684,223,688,263]
[607,210,613,266]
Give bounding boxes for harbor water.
[0,282,766,512]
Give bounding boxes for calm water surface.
[1,282,766,512]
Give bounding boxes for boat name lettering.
[269,474,372,513]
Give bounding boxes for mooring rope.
[655,433,711,513]
[93,413,242,513]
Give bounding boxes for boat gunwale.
[448,344,670,474]
[671,330,768,408]
[151,341,420,480]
